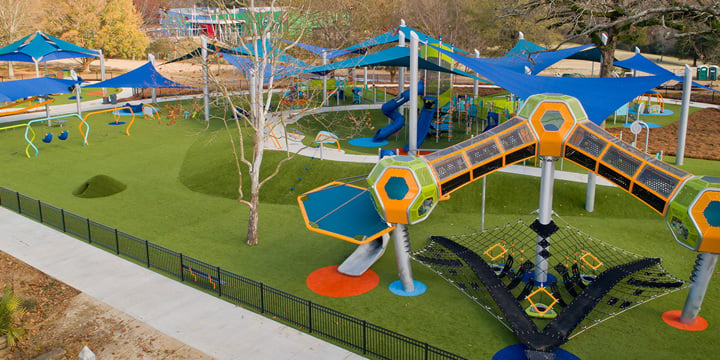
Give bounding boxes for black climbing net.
[413,217,689,350]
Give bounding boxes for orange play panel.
[307,265,379,297]
[86,91,105,96]
[662,310,709,331]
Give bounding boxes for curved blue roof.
[434,46,674,124]
[85,62,192,89]
[0,31,99,63]
[0,77,80,101]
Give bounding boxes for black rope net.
[413,217,689,351]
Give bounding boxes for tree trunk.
[599,30,617,78]
[245,190,260,245]
[81,58,93,73]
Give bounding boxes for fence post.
[260,283,265,314]
[179,253,184,281]
[145,240,150,268]
[86,218,92,243]
[307,300,312,333]
[362,320,367,354]
[37,200,43,223]
[16,192,20,213]
[60,209,66,232]
[424,342,429,360]
[216,266,221,296]
[114,229,120,254]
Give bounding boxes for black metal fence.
[0,186,467,360]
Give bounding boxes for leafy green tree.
[0,0,33,78]
[98,0,149,59]
[45,0,148,71]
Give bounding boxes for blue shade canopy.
[220,52,302,83]
[614,53,720,93]
[0,31,99,63]
[0,77,81,101]
[85,62,193,89]
[229,39,308,67]
[434,46,675,124]
[502,38,547,57]
[163,42,307,67]
[304,46,486,82]
[479,44,595,75]
[280,39,357,60]
[343,25,471,55]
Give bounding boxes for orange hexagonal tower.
[518,94,587,157]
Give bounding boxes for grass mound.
[73,175,126,198]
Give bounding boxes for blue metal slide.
[372,81,425,142]
[412,98,437,150]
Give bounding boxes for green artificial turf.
[0,100,718,360]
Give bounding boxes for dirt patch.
[606,107,720,160]
[0,251,212,360]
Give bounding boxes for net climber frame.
[413,216,688,354]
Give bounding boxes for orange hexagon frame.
[529,102,577,157]
[374,167,420,224]
[691,190,720,253]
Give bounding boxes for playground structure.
[314,130,340,159]
[299,94,720,358]
[0,114,88,158]
[632,91,665,114]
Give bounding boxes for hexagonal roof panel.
[703,200,720,227]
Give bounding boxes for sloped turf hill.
[73,174,126,198]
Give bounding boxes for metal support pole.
[201,36,210,122]
[393,223,415,292]
[75,80,82,117]
[98,50,107,97]
[676,65,692,165]
[481,176,486,231]
[535,157,556,284]
[149,54,157,104]
[680,252,718,324]
[398,31,406,96]
[585,172,596,212]
[363,67,368,88]
[322,51,327,106]
[473,49,480,97]
[408,31,419,156]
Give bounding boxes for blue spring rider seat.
[42,130,68,143]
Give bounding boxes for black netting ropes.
[413,217,688,352]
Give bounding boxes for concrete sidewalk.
[0,207,365,360]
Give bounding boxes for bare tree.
[511,0,720,77]
[207,0,369,245]
[0,0,38,78]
